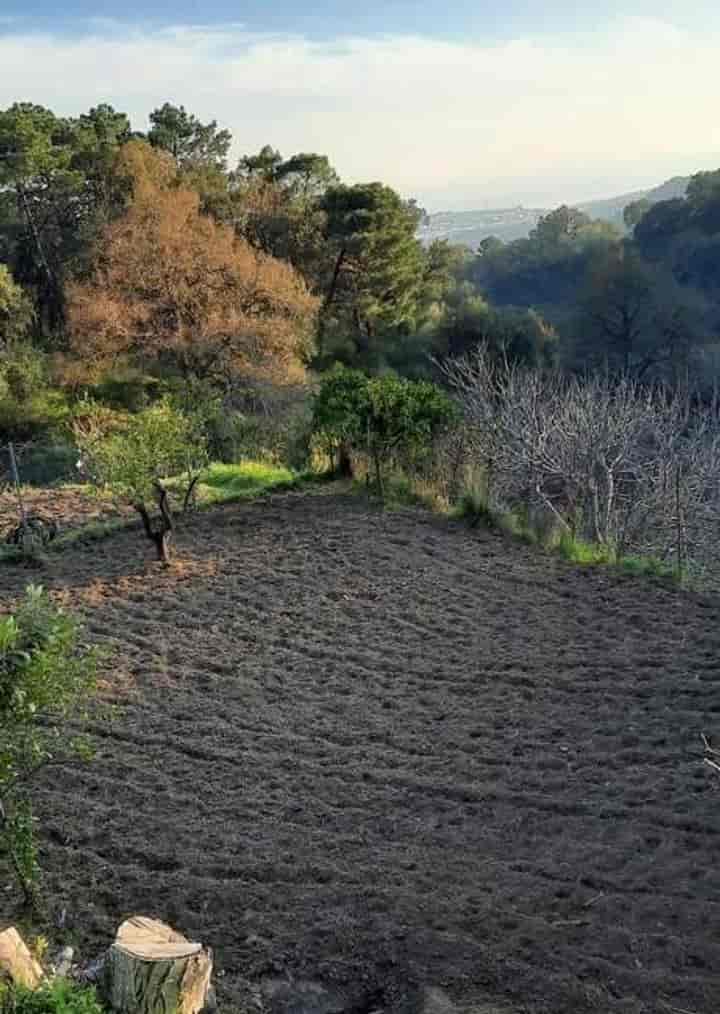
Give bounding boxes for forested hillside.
[1,99,717,406]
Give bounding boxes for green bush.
[1,346,46,404]
[92,369,162,413]
[0,267,33,347]
[187,400,247,464]
[0,348,72,442]
[0,586,98,907]
[0,980,105,1014]
[312,367,458,497]
[3,444,78,488]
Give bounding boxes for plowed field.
[2,489,719,1013]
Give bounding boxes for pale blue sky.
[3,2,718,40]
[1,4,719,208]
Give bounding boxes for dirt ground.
[1,489,720,1013]
[0,484,126,539]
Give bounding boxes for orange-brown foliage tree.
[67,151,318,387]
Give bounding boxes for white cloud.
[0,16,718,209]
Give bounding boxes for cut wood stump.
[105,917,212,1014]
[0,926,45,989]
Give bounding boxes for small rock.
[261,978,351,1014]
[421,987,459,1014]
[76,952,107,984]
[54,946,74,978]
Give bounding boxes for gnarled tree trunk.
[105,917,212,1014]
[336,441,354,478]
[134,485,174,564]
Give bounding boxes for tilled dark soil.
[1,489,720,1013]
[0,485,128,538]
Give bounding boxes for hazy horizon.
[1,4,719,210]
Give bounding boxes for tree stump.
[0,926,45,989]
[105,917,212,1014]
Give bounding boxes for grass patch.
[443,481,685,586]
[193,461,297,504]
[555,532,615,566]
[618,554,676,580]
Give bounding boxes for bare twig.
[701,733,719,756]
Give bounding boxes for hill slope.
[2,490,719,1013]
[419,176,691,249]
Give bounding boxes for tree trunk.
[0,927,45,989]
[134,487,174,565]
[183,475,200,513]
[105,917,212,1014]
[154,529,173,564]
[373,450,384,500]
[336,441,353,479]
[317,247,346,355]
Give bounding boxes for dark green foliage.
[432,287,559,368]
[467,206,620,310]
[148,102,231,171]
[222,146,340,292]
[90,369,162,414]
[312,367,457,495]
[623,198,652,230]
[236,144,283,182]
[0,102,123,334]
[0,346,72,442]
[530,205,592,244]
[633,169,720,301]
[317,183,426,366]
[0,266,34,347]
[0,981,105,1014]
[311,367,370,472]
[633,198,692,260]
[575,246,710,379]
[1,345,46,405]
[6,444,77,487]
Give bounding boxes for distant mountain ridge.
[577,175,690,225]
[418,175,690,249]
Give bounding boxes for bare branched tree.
[441,348,720,583]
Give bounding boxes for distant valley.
[418,175,690,248]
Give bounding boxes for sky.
[1,2,719,210]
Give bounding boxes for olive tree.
[75,401,209,564]
[0,585,98,908]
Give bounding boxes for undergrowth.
[0,981,104,1014]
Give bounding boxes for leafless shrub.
[441,348,720,583]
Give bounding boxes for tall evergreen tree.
[317,183,425,364]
